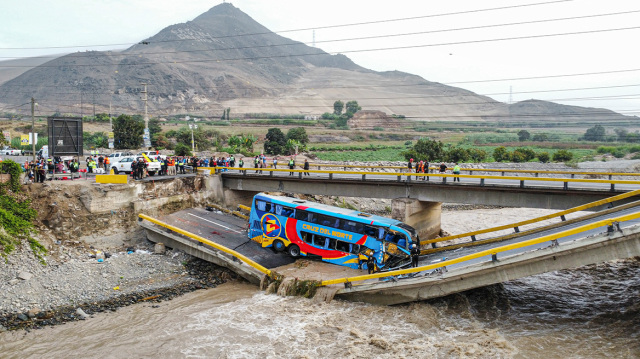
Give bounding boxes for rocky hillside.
[0,3,631,123]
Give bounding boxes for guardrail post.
[344,166,347,171]
[362,174,366,181]
[609,174,613,180]
[397,175,401,182]
[442,177,447,184]
[610,183,615,191]
[329,173,333,180]
[571,174,575,179]
[270,170,273,177]
[561,215,566,221]
[520,180,524,188]
[298,172,302,179]
[535,172,539,177]
[471,235,476,242]
[563,182,568,190]
[317,166,321,170]
[501,171,505,176]
[514,226,520,233]
[492,253,498,262]
[431,243,437,249]
[406,175,410,182]
[480,178,485,186]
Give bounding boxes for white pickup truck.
[2,146,22,156]
[111,155,161,176]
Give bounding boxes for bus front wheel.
[288,244,300,258]
[273,240,285,252]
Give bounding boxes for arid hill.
[0,3,631,123]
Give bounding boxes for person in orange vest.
[104,156,110,172]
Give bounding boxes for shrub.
[537,152,550,163]
[552,149,574,162]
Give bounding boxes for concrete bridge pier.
[391,198,441,241]
[210,174,257,208]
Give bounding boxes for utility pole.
[141,83,150,148]
[31,98,36,162]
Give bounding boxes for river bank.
[0,242,237,332]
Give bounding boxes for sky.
[1,0,639,115]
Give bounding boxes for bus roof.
[254,193,402,227]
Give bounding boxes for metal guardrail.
[421,189,640,249]
[306,163,640,178]
[320,210,640,286]
[138,214,272,278]
[203,166,640,191]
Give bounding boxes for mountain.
[0,3,631,123]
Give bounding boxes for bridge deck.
[140,203,640,304]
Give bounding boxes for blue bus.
[248,193,418,272]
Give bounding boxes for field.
[2,116,639,164]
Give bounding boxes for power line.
[4,8,637,61]
[0,0,573,51]
[1,24,637,69]
[12,92,638,110]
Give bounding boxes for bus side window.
[378,227,386,240]
[295,210,308,221]
[281,207,294,217]
[354,222,364,234]
[308,212,318,224]
[275,204,283,215]
[266,203,273,213]
[302,232,313,244]
[256,200,267,212]
[328,238,337,249]
[364,225,377,237]
[313,235,325,247]
[350,244,360,255]
[318,215,332,227]
[336,241,349,253]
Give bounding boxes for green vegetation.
[0,160,45,262]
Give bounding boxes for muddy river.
[1,259,638,358]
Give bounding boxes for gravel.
[0,242,210,316]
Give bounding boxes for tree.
[467,148,488,162]
[517,130,531,141]
[113,114,144,149]
[345,100,361,116]
[174,143,192,157]
[402,137,444,162]
[493,146,509,162]
[264,128,287,155]
[149,119,163,147]
[445,146,470,163]
[582,125,605,141]
[532,133,549,142]
[537,152,550,163]
[552,149,573,162]
[286,127,309,145]
[285,139,302,155]
[333,101,344,116]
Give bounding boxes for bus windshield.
[248,193,417,272]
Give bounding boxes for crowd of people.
[16,150,319,184]
[407,159,462,181]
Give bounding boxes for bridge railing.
[138,213,274,278]
[304,163,640,179]
[420,189,640,253]
[202,166,640,191]
[320,210,640,287]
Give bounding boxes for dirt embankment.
[22,176,209,251]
